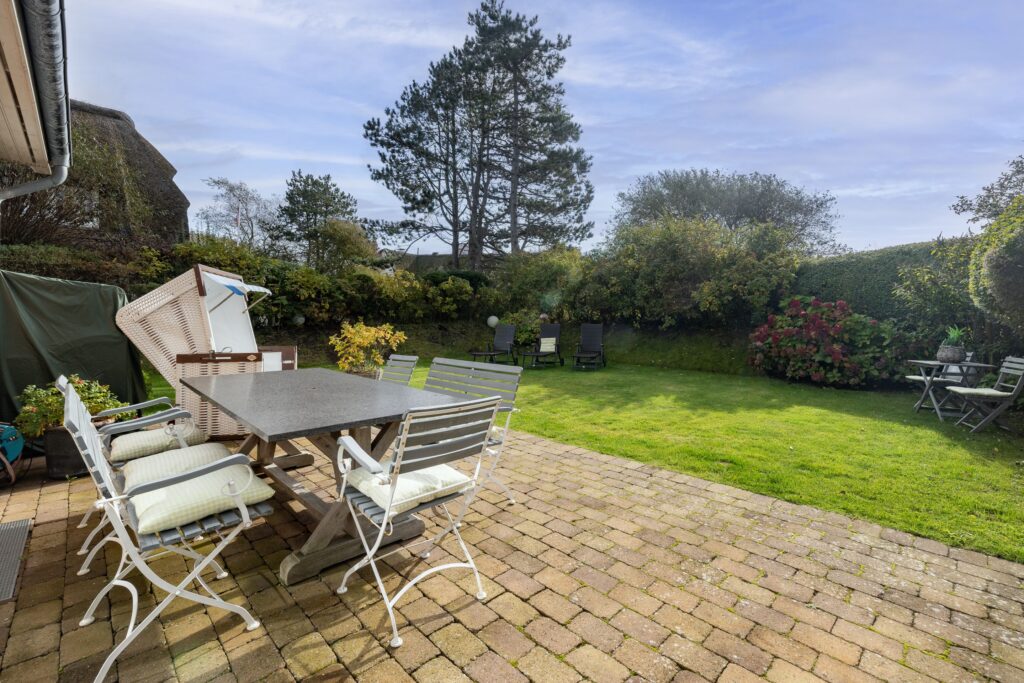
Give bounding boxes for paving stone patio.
[1,431,1023,682]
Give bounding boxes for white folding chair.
[56,378,225,568]
[335,396,501,648]
[425,358,522,503]
[63,381,275,683]
[378,354,419,385]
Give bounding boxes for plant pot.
[936,345,966,364]
[346,369,379,379]
[43,426,88,479]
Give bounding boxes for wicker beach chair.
[116,265,296,437]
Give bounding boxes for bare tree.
[197,177,278,250]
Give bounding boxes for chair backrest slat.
[392,397,500,475]
[493,324,515,351]
[62,381,118,498]
[996,356,1024,395]
[425,357,523,409]
[579,323,603,352]
[379,354,418,385]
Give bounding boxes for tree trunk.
[509,81,522,254]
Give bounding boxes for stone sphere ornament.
[487,315,499,328]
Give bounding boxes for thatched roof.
[70,99,189,244]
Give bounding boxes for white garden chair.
[425,358,523,503]
[55,378,223,568]
[378,354,419,385]
[63,381,274,683]
[335,396,501,648]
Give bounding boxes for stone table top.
[181,367,461,441]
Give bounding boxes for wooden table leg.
[274,420,423,586]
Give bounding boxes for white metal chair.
[425,358,523,503]
[378,354,419,385]
[948,356,1024,432]
[63,381,275,683]
[55,379,224,568]
[335,396,501,648]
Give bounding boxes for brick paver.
[1,430,1023,681]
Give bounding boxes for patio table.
[181,368,462,585]
[907,359,993,420]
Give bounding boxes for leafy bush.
[750,297,904,387]
[328,322,407,374]
[422,269,490,291]
[15,375,125,437]
[493,247,588,319]
[580,218,797,328]
[970,196,1024,334]
[425,276,475,319]
[795,242,934,320]
[501,309,543,346]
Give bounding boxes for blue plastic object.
[1,424,24,464]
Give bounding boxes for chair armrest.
[124,454,252,497]
[97,408,192,436]
[94,397,174,418]
[338,435,383,474]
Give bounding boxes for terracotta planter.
[44,426,88,479]
[936,345,966,363]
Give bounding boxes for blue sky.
[67,0,1024,252]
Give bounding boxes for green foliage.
[493,247,588,319]
[969,196,1024,334]
[892,237,977,343]
[952,154,1024,226]
[614,168,842,255]
[425,276,475,319]
[943,325,967,346]
[796,242,935,320]
[421,269,491,291]
[501,309,543,346]
[751,297,905,388]
[273,170,358,268]
[15,375,125,437]
[580,217,797,328]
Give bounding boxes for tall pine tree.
[364,0,592,269]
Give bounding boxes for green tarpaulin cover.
[0,269,145,421]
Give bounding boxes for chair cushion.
[947,387,1012,399]
[347,463,473,515]
[110,423,207,463]
[539,337,557,353]
[121,442,232,491]
[129,464,274,534]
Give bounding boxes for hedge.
[793,242,934,320]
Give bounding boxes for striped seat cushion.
[109,423,207,463]
[538,337,557,353]
[129,464,274,534]
[347,463,473,516]
[121,442,232,491]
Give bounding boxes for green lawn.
[146,360,1024,562]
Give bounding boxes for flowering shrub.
[15,375,126,437]
[329,322,408,374]
[749,297,904,387]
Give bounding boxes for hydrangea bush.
[750,297,904,387]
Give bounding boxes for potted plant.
[329,322,408,378]
[936,325,968,363]
[14,375,126,479]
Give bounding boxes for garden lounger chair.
[425,358,523,503]
[378,354,419,385]
[948,356,1024,433]
[520,322,564,368]
[334,396,501,648]
[574,323,606,370]
[469,323,517,365]
[63,380,274,683]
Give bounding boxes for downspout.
[0,0,70,204]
